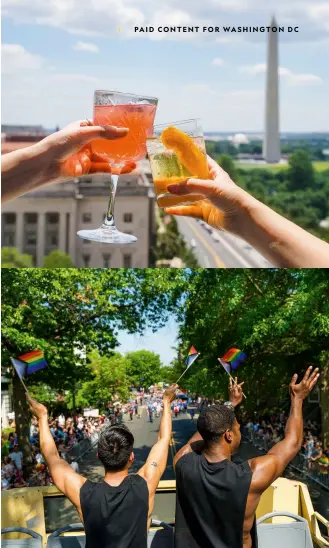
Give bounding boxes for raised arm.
[248,366,320,493]
[27,395,86,512]
[138,385,177,496]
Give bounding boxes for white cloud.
[287,73,322,85]
[1,44,44,74]
[239,63,323,85]
[239,63,266,75]
[306,3,329,31]
[73,41,99,53]
[212,57,225,66]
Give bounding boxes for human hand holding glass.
[164,155,242,232]
[164,155,329,268]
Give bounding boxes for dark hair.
[197,404,235,442]
[98,425,134,471]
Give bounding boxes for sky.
[117,317,178,366]
[2,0,329,132]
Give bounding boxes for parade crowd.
[1,413,102,490]
[243,411,329,479]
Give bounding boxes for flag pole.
[175,351,201,385]
[175,368,189,384]
[18,375,30,395]
[218,359,247,399]
[10,358,30,394]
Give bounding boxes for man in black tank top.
[174,367,320,548]
[27,384,178,548]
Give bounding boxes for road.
[176,216,272,268]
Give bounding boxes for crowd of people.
[243,411,329,479]
[1,412,103,490]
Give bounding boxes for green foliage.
[43,251,74,268]
[1,248,33,268]
[287,150,315,191]
[1,268,188,390]
[125,350,162,388]
[74,351,131,411]
[159,365,176,384]
[176,270,329,413]
[217,154,239,183]
[156,211,199,267]
[1,268,189,450]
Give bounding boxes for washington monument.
[263,16,281,163]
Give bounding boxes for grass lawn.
[237,161,329,172]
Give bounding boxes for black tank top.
[80,475,149,548]
[175,453,258,548]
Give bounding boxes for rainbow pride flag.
[185,346,200,369]
[17,350,48,375]
[221,348,246,371]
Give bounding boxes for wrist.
[291,396,304,406]
[228,188,260,237]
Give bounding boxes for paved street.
[176,216,272,268]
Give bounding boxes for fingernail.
[167,184,181,193]
[105,125,128,132]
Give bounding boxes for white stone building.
[2,170,157,268]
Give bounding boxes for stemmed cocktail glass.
[77,90,158,244]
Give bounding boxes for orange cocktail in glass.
[146,119,208,208]
[77,90,158,245]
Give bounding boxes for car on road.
[212,232,221,243]
[190,239,197,248]
[243,244,253,251]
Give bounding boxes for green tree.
[176,269,329,440]
[74,351,130,410]
[287,150,315,191]
[217,154,239,183]
[159,365,176,384]
[1,248,33,268]
[43,251,74,268]
[1,268,188,462]
[126,350,162,389]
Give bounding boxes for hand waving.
[289,366,320,401]
[26,394,48,419]
[163,384,179,403]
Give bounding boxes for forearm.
[234,191,329,268]
[39,416,60,461]
[284,398,304,449]
[158,399,172,441]
[1,143,52,203]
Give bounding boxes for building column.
[37,213,45,267]
[59,213,66,252]
[16,213,24,252]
